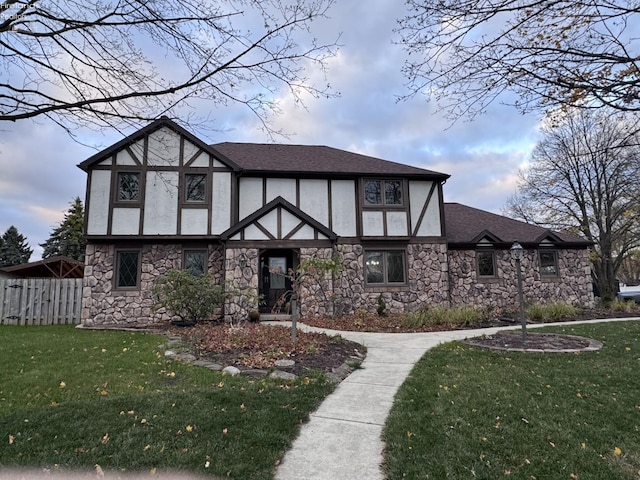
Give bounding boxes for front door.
[259,249,297,313]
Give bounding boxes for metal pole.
[291,294,298,344]
[516,258,527,342]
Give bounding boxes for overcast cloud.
[0,1,542,260]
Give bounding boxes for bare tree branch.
[0,0,339,134]
[397,0,640,118]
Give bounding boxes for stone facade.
[83,241,594,326]
[448,248,594,308]
[81,243,224,326]
[223,247,260,323]
[295,243,450,317]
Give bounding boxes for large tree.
[40,197,86,261]
[506,109,640,301]
[397,0,640,118]
[0,225,33,267]
[0,0,338,132]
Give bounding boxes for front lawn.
[383,320,640,479]
[0,326,335,479]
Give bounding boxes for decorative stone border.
[462,332,603,353]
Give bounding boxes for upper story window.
[539,250,558,277]
[476,250,496,277]
[365,250,406,285]
[364,180,403,206]
[118,172,140,201]
[185,173,207,203]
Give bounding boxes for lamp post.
[510,242,527,342]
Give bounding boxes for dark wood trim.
[225,239,334,249]
[255,221,276,240]
[284,221,306,240]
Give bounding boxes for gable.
[78,117,240,172]
[221,196,337,242]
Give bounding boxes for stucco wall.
[81,243,224,325]
[448,248,594,308]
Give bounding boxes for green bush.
[152,269,226,325]
[525,301,578,322]
[403,305,482,329]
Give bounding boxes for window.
[365,250,406,285]
[364,180,403,206]
[117,172,140,201]
[539,250,558,277]
[183,250,207,276]
[185,173,207,202]
[116,250,140,288]
[476,251,496,277]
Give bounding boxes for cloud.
[0,0,544,260]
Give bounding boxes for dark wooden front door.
[259,249,296,313]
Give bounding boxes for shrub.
[403,305,482,329]
[525,302,578,322]
[152,269,226,325]
[377,295,387,317]
[609,298,638,313]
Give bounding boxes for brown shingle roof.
[211,142,449,179]
[444,203,591,247]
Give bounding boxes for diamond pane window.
[184,250,207,276]
[117,251,139,288]
[365,250,406,285]
[118,173,140,201]
[386,251,405,283]
[539,250,558,277]
[185,174,206,202]
[364,180,382,205]
[476,251,496,277]
[364,180,403,206]
[365,251,384,284]
[385,180,403,205]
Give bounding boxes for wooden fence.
[0,278,83,325]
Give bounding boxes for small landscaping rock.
[192,360,223,371]
[241,369,270,378]
[174,353,197,362]
[270,370,297,381]
[164,350,177,357]
[222,366,241,376]
[274,359,296,369]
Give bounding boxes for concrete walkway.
[272,317,640,480]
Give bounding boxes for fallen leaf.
[8,435,14,445]
[614,446,622,456]
[95,464,104,477]
[581,442,586,449]
[101,433,109,445]
[59,381,66,389]
[186,425,193,432]
[222,428,228,435]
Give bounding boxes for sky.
[0,1,542,260]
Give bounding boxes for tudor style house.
[79,117,594,326]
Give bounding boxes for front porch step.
[260,314,292,321]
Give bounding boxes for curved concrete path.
[271,317,640,480]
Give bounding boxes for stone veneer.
[297,243,450,316]
[448,248,594,308]
[83,242,594,326]
[82,243,224,325]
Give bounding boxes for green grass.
[383,320,640,479]
[0,325,334,479]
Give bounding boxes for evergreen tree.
[0,226,33,267]
[40,197,86,262]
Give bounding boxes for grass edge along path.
[0,325,335,479]
[383,320,640,480]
